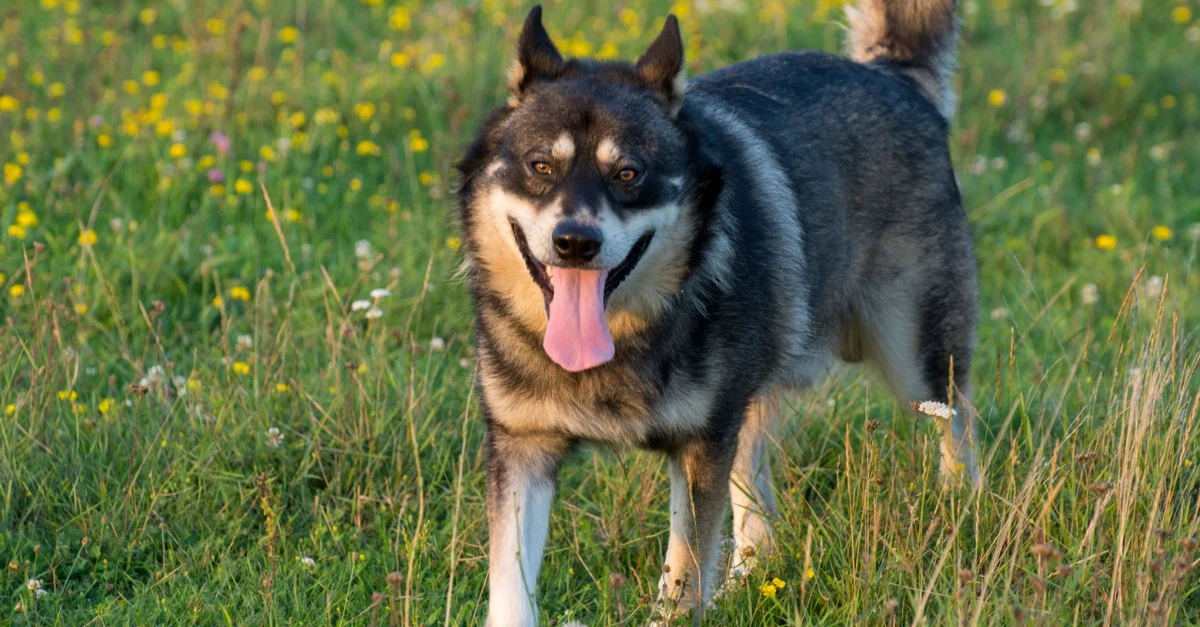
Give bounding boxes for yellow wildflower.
[275,383,292,393]
[9,284,24,298]
[0,95,17,112]
[760,583,777,598]
[354,102,375,121]
[77,229,97,246]
[356,140,381,156]
[805,567,815,580]
[232,362,251,375]
[389,7,411,30]
[8,225,26,239]
[772,577,786,589]
[3,162,21,186]
[98,398,115,415]
[4,404,14,416]
[279,26,299,43]
[74,303,88,315]
[212,295,224,308]
[390,52,411,68]
[409,130,429,153]
[1094,234,1117,250]
[169,143,187,159]
[139,8,156,24]
[142,70,160,86]
[987,89,1007,107]
[230,286,251,301]
[445,237,461,251]
[97,133,112,148]
[1172,6,1192,24]
[58,390,77,402]
[1151,225,1172,241]
[234,179,254,194]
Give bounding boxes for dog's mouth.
[510,221,654,308]
[510,221,653,372]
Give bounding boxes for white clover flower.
[26,579,40,592]
[1073,122,1092,143]
[365,307,384,320]
[35,588,47,598]
[989,156,1007,171]
[458,358,470,368]
[970,155,988,175]
[914,400,955,420]
[173,376,188,391]
[265,427,284,448]
[990,307,1010,320]
[237,334,254,351]
[1189,223,1200,241]
[370,288,391,299]
[1081,283,1099,305]
[355,239,372,260]
[351,300,372,312]
[429,337,446,352]
[1144,275,1163,299]
[301,556,316,568]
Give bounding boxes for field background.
[2,0,1199,623]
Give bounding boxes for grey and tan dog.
[456,1,981,623]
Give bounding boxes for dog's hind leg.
[656,439,736,621]
[484,427,571,627]
[857,277,981,487]
[726,394,779,581]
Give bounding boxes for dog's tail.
[845,0,959,120]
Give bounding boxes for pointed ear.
[636,15,686,115]
[507,5,564,107]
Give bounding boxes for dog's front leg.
[656,438,736,620]
[485,426,570,627]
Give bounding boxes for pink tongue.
[544,268,614,372]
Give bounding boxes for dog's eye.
[531,161,553,176]
[616,168,639,182]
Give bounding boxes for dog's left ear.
[508,5,564,107]
[636,15,686,115]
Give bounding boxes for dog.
[456,1,980,623]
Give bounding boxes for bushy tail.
[846,0,960,119]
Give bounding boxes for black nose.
[552,222,603,263]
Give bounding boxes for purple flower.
[210,131,231,156]
[88,115,105,129]
[206,168,225,184]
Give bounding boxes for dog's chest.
[482,365,715,447]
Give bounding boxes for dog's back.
[677,0,973,388]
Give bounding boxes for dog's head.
[458,6,717,373]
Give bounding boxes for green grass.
[1,0,1198,623]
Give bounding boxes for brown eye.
[617,168,638,182]
[531,161,553,175]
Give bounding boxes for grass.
[1,0,1198,623]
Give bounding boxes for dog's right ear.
[507,6,564,107]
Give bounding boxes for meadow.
[1,0,1199,623]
